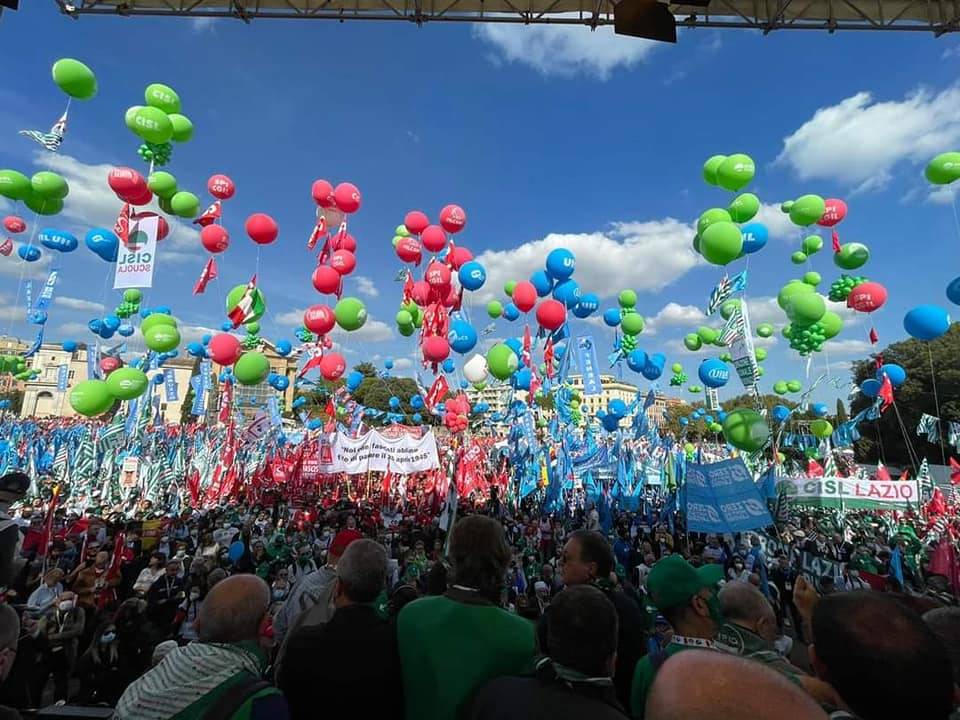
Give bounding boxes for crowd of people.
[0,467,956,720]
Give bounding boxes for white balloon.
[463,354,488,384]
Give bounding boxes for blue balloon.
[459,380,468,389]
[457,261,486,291]
[442,358,456,373]
[273,376,290,391]
[698,358,730,389]
[641,361,663,381]
[573,293,599,318]
[878,363,906,387]
[602,414,620,432]
[603,308,622,327]
[292,396,307,409]
[275,340,292,357]
[345,371,363,392]
[649,352,666,368]
[704,415,714,424]
[39,229,78,253]
[412,413,423,424]
[505,337,523,358]
[904,305,951,341]
[17,245,40,262]
[514,367,532,390]
[448,319,478,354]
[772,405,791,423]
[389,396,400,409]
[861,378,881,398]
[503,303,520,321]
[220,322,233,332]
[307,419,323,430]
[626,349,648,373]
[202,334,212,346]
[410,395,424,410]
[717,411,728,422]
[102,315,121,332]
[608,399,628,417]
[85,228,119,262]
[187,342,205,357]
[28,310,47,325]
[140,307,152,318]
[554,344,566,360]
[118,324,135,337]
[130,358,144,369]
[545,248,575,280]
[151,374,165,385]
[228,541,245,563]
[679,417,689,426]
[384,358,394,370]
[552,279,581,309]
[98,325,115,339]
[154,306,171,315]
[530,270,553,297]
[88,319,103,334]
[811,402,829,417]
[740,222,768,255]
[947,277,960,306]
[62,341,77,353]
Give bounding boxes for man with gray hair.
[278,538,403,720]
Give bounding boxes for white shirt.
[133,567,164,595]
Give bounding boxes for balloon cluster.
[443,394,471,434]
[669,362,687,387]
[0,355,34,382]
[773,379,803,395]
[828,274,869,303]
[694,154,758,265]
[125,83,194,167]
[141,311,182,353]
[109,165,194,223]
[206,331,272,386]
[722,408,770,452]
[0,169,70,217]
[777,278,842,356]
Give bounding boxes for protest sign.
[798,551,844,588]
[331,429,440,474]
[683,458,773,534]
[782,477,919,510]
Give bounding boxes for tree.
[180,383,195,425]
[354,362,379,379]
[835,398,848,423]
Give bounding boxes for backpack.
[202,673,272,720]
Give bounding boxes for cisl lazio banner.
[114,215,158,289]
[331,429,440,474]
[782,477,919,510]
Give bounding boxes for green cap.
[646,555,724,611]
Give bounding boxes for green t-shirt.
[397,591,537,720]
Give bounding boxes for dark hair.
[568,530,614,578]
[449,516,510,603]
[813,592,953,720]
[547,586,618,676]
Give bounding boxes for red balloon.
[108,167,146,198]
[447,246,473,270]
[311,179,335,208]
[132,212,169,241]
[396,237,422,265]
[847,282,887,313]
[319,352,346,381]
[512,281,537,313]
[312,265,342,295]
[439,204,467,234]
[442,284,459,308]
[304,304,336,335]
[127,187,154,207]
[99,357,122,375]
[207,174,236,200]
[330,249,357,276]
[333,182,361,214]
[421,225,447,253]
[335,232,357,253]
[422,335,450,363]
[404,210,430,236]
[425,261,451,290]
[245,213,278,245]
[411,281,431,306]
[200,225,230,253]
[536,299,567,331]
[3,216,25,234]
[818,198,848,228]
[208,333,242,366]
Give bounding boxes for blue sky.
[1,3,959,406]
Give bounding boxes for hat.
[329,529,362,558]
[646,555,724,612]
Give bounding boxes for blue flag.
[683,458,774,534]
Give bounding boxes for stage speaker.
[614,0,677,42]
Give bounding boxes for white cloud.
[824,338,873,355]
[275,309,305,328]
[0,241,53,279]
[355,276,379,298]
[55,322,93,339]
[943,45,960,59]
[472,17,659,79]
[777,86,960,192]
[928,184,958,205]
[474,218,700,304]
[190,17,218,31]
[54,296,104,313]
[752,202,797,242]
[332,319,393,343]
[180,325,218,344]
[644,302,706,336]
[391,358,413,371]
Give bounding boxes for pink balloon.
[396,237,422,265]
[512,281,537,313]
[108,167,146,198]
[245,213,278,245]
[421,225,447,253]
[312,265,342,295]
[335,232,356,253]
[330,249,357,276]
[818,198,847,227]
[311,179,335,208]
[208,333,242,366]
[847,282,887,313]
[3,216,25,234]
[319,352,347,380]
[425,261,451,291]
[447,246,473,270]
[536,299,567,331]
[422,336,450,363]
[207,174,235,200]
[99,357,122,374]
[304,304,336,335]
[200,225,230,253]
[411,281,431,306]
[404,210,430,236]
[333,182,361,214]
[439,204,467,234]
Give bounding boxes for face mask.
[273,590,286,600]
[59,600,74,612]
[190,591,201,600]
[161,537,170,543]
[100,632,116,644]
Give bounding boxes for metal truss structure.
[56,0,959,35]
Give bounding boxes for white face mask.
[58,600,74,612]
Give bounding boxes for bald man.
[645,650,828,720]
[717,581,802,679]
[116,575,290,720]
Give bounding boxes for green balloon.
[144,324,181,353]
[69,380,114,417]
[392,236,403,248]
[334,297,367,332]
[700,222,743,266]
[688,385,702,394]
[925,152,960,185]
[106,367,148,401]
[697,208,732,236]
[0,170,31,201]
[709,422,723,433]
[789,194,826,227]
[395,224,410,238]
[703,155,727,186]
[720,352,732,362]
[487,343,519,381]
[791,251,808,265]
[124,106,143,132]
[692,234,701,254]
[502,280,516,297]
[130,106,173,144]
[716,154,755,192]
[396,310,413,326]
[618,289,638,309]
[234,352,271,386]
[785,292,826,327]
[226,285,266,323]
[757,366,765,377]
[671,362,683,374]
[621,313,644,335]
[23,192,63,216]
[811,419,834,439]
[728,193,760,223]
[802,235,823,255]
[148,171,178,199]
[755,347,767,361]
[780,200,794,213]
[777,280,814,310]
[756,323,774,338]
[786,380,802,393]
[52,58,97,100]
[803,271,821,286]
[487,301,503,319]
[168,114,194,143]
[169,191,200,219]
[719,299,741,320]
[697,326,718,344]
[31,171,69,200]
[834,242,870,270]
[722,408,769,452]
[123,289,142,303]
[398,324,415,337]
[140,313,177,334]
[244,321,261,335]
[820,310,843,339]
[773,381,788,395]
[158,195,175,214]
[144,83,182,114]
[684,333,702,351]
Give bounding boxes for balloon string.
[952,193,960,250]
[891,398,920,474]
[928,345,948,467]
[5,207,44,339]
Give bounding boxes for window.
[68,371,75,379]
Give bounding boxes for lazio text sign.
[782,477,918,510]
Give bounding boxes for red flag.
[869,328,879,345]
[106,532,126,582]
[522,325,533,368]
[218,380,234,424]
[227,274,259,327]
[382,465,393,500]
[949,457,960,484]
[307,215,327,251]
[543,338,555,378]
[193,257,218,295]
[298,350,325,378]
[425,375,449,410]
[831,229,841,254]
[193,200,222,227]
[0,238,12,257]
[402,272,414,304]
[807,459,824,478]
[875,462,891,481]
[878,373,894,412]
[114,203,131,246]
[927,488,947,516]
